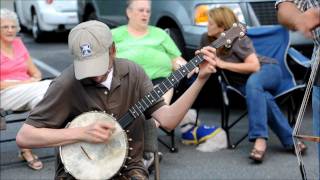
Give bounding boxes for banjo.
[59,22,247,180]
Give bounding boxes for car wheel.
[32,12,44,42]
[13,2,27,32]
[164,27,185,54]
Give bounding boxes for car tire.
[13,2,27,32]
[32,12,44,42]
[164,27,185,55]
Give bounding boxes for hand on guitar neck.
[195,46,218,80]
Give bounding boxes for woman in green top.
[112,1,222,165]
[111,0,195,106]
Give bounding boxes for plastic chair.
[218,25,311,148]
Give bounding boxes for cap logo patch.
[80,43,92,57]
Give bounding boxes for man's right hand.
[81,121,116,144]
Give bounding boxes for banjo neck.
[119,53,206,128]
[118,23,247,129]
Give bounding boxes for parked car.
[14,0,79,42]
[77,0,312,58]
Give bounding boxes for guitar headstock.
[212,22,247,48]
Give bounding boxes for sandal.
[249,148,266,163]
[18,151,43,170]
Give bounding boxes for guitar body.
[60,112,128,180]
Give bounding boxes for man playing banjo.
[16,20,218,179]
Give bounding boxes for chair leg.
[221,103,232,148]
[195,108,200,126]
[228,111,248,149]
[153,152,160,180]
[169,130,177,152]
[289,96,297,126]
[231,134,248,149]
[158,128,178,152]
[221,101,249,149]
[0,117,6,131]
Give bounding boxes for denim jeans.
[238,63,293,147]
[313,85,320,176]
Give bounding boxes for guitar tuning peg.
[224,39,232,48]
[225,44,231,48]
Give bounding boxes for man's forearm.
[277,2,302,30]
[155,76,208,130]
[16,124,82,148]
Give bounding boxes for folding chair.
[218,25,311,148]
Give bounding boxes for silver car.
[78,0,312,57]
[14,0,79,42]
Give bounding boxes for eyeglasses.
[0,25,18,30]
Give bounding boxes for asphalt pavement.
[1,107,319,180]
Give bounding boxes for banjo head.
[60,112,128,180]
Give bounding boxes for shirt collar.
[100,68,113,90]
[80,58,129,89]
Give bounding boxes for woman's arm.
[216,53,260,74]
[172,56,187,70]
[0,57,42,90]
[26,57,42,81]
[172,56,199,78]
[0,79,39,90]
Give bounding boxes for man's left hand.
[195,46,217,80]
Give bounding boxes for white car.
[14,0,78,42]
